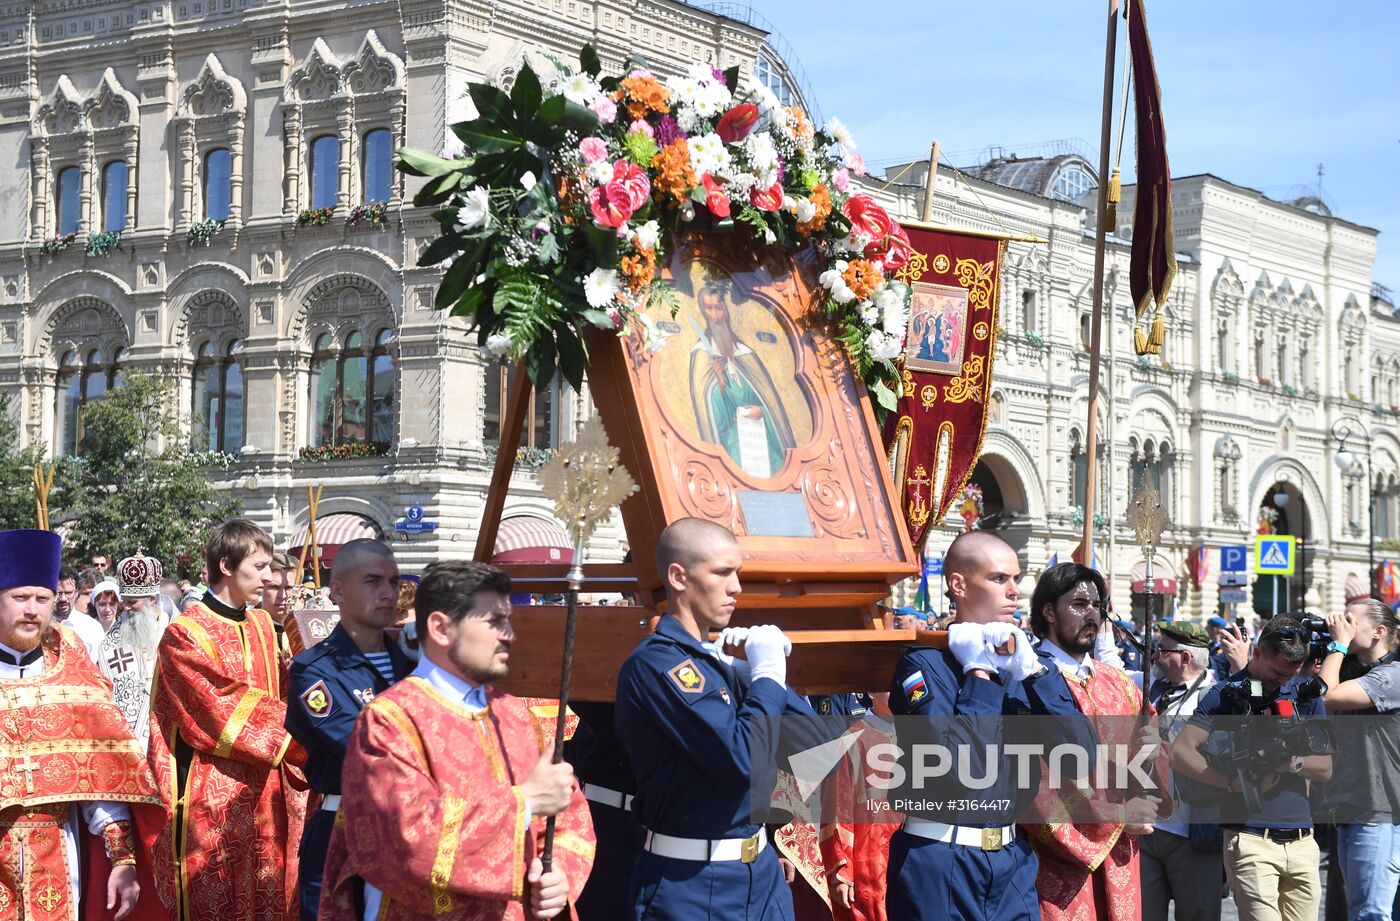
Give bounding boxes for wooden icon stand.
[478,238,949,700]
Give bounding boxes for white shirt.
[362,656,491,921]
[1040,637,1095,681]
[0,640,132,906]
[55,611,106,662]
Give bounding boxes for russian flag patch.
[901,670,928,705]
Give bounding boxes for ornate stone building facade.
[0,0,806,570]
[873,155,1396,618]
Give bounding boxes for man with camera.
[1171,617,1333,921]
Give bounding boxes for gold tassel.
[1148,311,1165,354]
[1134,324,1149,356]
[1105,167,1121,230]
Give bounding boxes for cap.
[117,553,164,598]
[1206,616,1228,628]
[89,579,120,607]
[1157,620,1211,647]
[0,529,62,592]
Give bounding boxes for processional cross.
[1125,478,1171,716]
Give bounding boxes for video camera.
[1190,674,1335,814]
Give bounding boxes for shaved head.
[331,539,395,582]
[942,531,1022,624]
[944,531,1014,580]
[656,518,738,587]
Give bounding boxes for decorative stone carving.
[289,39,343,102]
[37,76,84,136]
[344,31,405,96]
[180,54,246,118]
[86,70,138,131]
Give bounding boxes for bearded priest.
[147,518,309,921]
[0,528,163,921]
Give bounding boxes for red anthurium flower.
[750,182,783,212]
[590,183,635,228]
[612,159,651,211]
[843,193,893,241]
[702,174,731,219]
[716,104,760,144]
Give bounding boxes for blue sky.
[747,0,1399,290]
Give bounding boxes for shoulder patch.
[667,658,706,695]
[901,670,928,705]
[301,679,333,718]
[817,697,832,715]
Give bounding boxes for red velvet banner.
[882,224,1004,549]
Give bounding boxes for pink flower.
[833,167,850,193]
[590,183,634,228]
[579,137,609,164]
[589,95,617,125]
[702,174,731,219]
[611,160,651,211]
[629,119,655,139]
[847,151,867,177]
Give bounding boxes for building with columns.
[874,152,1397,619]
[0,1,1394,615]
[0,0,810,571]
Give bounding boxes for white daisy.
[583,267,621,308]
[455,187,491,232]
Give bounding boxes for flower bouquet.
[397,44,912,410]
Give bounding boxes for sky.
[744,0,1400,291]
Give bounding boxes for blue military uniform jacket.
[286,623,414,793]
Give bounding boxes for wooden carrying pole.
[920,140,941,222]
[1080,0,1121,560]
[298,485,324,588]
[473,363,533,563]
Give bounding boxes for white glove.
[1093,620,1124,667]
[995,628,1042,682]
[744,624,790,685]
[713,627,753,679]
[947,622,998,675]
[981,622,1016,653]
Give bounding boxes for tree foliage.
[63,373,238,577]
[0,391,78,531]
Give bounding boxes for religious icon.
[904,282,969,376]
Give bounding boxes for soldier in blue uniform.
[887,531,1096,921]
[615,518,834,920]
[569,702,644,921]
[285,539,412,921]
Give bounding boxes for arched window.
[483,358,558,450]
[1051,167,1094,203]
[363,129,392,204]
[101,162,128,233]
[204,148,232,222]
[309,329,394,448]
[310,135,339,210]
[369,329,394,445]
[193,340,245,452]
[55,347,123,454]
[754,53,794,106]
[56,167,80,235]
[1021,290,1037,333]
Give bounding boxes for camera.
[1184,676,1335,814]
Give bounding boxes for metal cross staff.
[1126,478,1171,716]
[536,415,637,871]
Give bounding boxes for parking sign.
[1220,545,1248,572]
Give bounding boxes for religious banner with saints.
[883,223,1005,548]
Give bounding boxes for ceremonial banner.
[1127,0,1176,354]
[884,224,1004,548]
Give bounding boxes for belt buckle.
[981,827,1003,851]
[740,833,760,864]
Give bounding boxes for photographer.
[1171,617,1333,921]
[1321,599,1400,921]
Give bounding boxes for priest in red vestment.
[148,519,308,921]
[0,528,163,921]
[1021,563,1170,921]
[321,560,594,921]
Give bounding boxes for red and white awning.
[288,513,384,567]
[492,516,573,564]
[1130,558,1179,595]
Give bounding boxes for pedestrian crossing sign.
[1253,535,1296,576]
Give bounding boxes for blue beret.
[0,529,62,592]
[1206,616,1228,628]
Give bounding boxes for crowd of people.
[1,519,1397,921]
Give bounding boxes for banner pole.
[920,140,941,223]
[1080,0,1121,561]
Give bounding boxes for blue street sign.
[1220,545,1248,572]
[406,505,425,522]
[394,519,437,534]
[925,555,943,577]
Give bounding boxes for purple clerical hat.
[0,529,62,592]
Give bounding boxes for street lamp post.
[1332,417,1377,599]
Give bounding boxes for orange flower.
[842,259,882,302]
[651,140,697,207]
[621,246,656,293]
[621,75,671,120]
[796,184,832,237]
[787,106,814,146]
